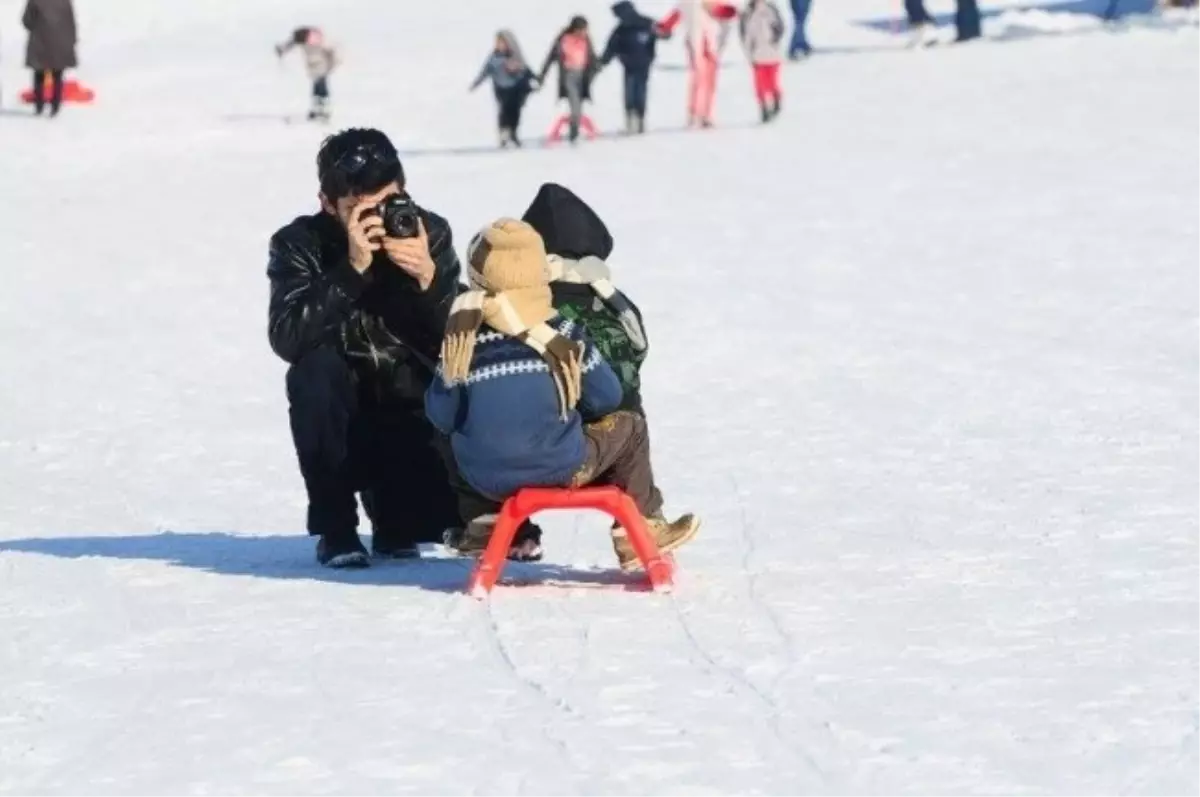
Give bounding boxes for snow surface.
[0,0,1197,794]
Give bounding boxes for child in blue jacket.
[426,218,699,570]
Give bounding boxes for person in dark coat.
[600,1,662,134]
[266,128,464,568]
[537,15,599,144]
[21,0,77,117]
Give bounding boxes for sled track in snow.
[470,597,597,781]
[668,585,830,790]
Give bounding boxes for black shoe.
[372,539,421,560]
[316,533,370,568]
[510,522,544,562]
[760,104,770,123]
[443,521,543,562]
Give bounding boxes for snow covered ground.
[0,0,1196,793]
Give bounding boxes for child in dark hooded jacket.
[521,183,649,416]
[600,1,664,134]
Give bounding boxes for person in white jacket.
[657,0,737,128]
[275,26,338,122]
[739,0,785,122]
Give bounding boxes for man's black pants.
[286,346,459,545]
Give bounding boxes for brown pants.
[571,411,664,517]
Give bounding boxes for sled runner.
[546,112,599,143]
[466,486,676,598]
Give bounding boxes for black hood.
[521,183,613,260]
[611,1,639,22]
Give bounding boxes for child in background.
[469,30,535,149]
[739,0,785,122]
[600,1,665,135]
[275,26,338,122]
[537,15,599,144]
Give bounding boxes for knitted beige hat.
[442,218,583,419]
[466,218,550,292]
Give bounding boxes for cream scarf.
[441,264,582,420]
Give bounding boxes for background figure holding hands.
[600,1,664,135]
[470,30,535,149]
[538,15,599,145]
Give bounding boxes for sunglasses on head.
[332,145,372,177]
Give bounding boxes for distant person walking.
[739,0,785,122]
[537,15,599,144]
[787,0,811,59]
[600,1,663,135]
[470,30,535,148]
[21,0,77,117]
[658,0,738,128]
[275,26,338,122]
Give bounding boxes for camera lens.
[379,195,419,239]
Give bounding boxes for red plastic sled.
[546,113,598,143]
[21,77,95,105]
[466,486,675,598]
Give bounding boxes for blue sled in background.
[854,0,1159,32]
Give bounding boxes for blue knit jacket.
[425,315,622,500]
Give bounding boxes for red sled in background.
[21,76,95,105]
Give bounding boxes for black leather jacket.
[267,208,461,406]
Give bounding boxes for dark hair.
[316,128,404,201]
[568,14,588,31]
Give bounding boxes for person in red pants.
[739,0,785,122]
[658,0,737,128]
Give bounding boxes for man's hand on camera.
[382,219,436,292]
[344,199,385,274]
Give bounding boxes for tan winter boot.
[451,515,497,557]
[611,514,701,572]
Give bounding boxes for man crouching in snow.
[266,128,462,568]
[427,219,700,570]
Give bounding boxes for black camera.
[376,194,420,239]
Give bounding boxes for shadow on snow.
[0,530,651,593]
